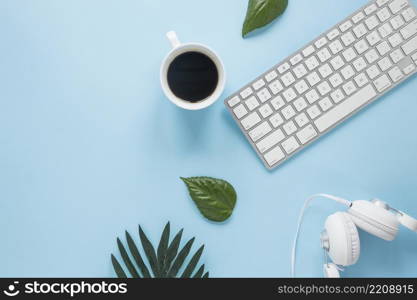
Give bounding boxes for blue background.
[1,0,417,277]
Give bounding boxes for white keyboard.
[225,0,417,170]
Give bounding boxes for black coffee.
[167,51,219,103]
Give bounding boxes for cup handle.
[166,31,181,48]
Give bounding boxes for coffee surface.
[167,52,218,102]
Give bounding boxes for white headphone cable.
[291,194,352,277]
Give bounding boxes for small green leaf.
[167,237,195,278]
[111,254,127,278]
[181,245,204,278]
[139,225,160,277]
[157,222,170,277]
[126,231,151,278]
[117,238,140,278]
[242,0,288,37]
[193,264,205,278]
[181,177,237,222]
[202,271,209,278]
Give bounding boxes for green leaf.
[157,222,170,277]
[163,228,183,276]
[181,245,204,278]
[111,254,127,278]
[181,177,237,222]
[202,271,209,278]
[193,264,205,278]
[126,231,151,278]
[139,225,160,277]
[242,0,288,37]
[167,237,195,278]
[117,238,140,278]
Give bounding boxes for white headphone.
[291,194,417,278]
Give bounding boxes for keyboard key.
[388,66,404,82]
[269,113,284,128]
[376,0,389,7]
[278,62,291,74]
[228,96,240,107]
[296,124,318,144]
[234,104,248,119]
[329,73,344,87]
[318,63,333,78]
[294,97,308,112]
[365,4,378,15]
[317,48,332,62]
[305,56,320,70]
[315,84,377,132]
[290,53,303,65]
[249,122,272,142]
[353,57,368,72]
[330,89,345,103]
[281,136,300,154]
[281,105,296,120]
[377,7,391,22]
[329,40,344,54]
[378,23,393,38]
[307,72,321,86]
[240,87,253,99]
[306,89,320,104]
[257,129,285,153]
[293,64,308,78]
[365,15,379,31]
[327,28,340,40]
[295,113,309,127]
[341,32,356,46]
[269,79,284,94]
[353,23,368,38]
[389,0,408,15]
[354,39,369,54]
[319,97,333,111]
[271,96,286,110]
[330,55,345,70]
[283,88,297,102]
[315,37,328,48]
[373,74,392,92]
[281,72,296,87]
[317,81,332,96]
[343,81,357,95]
[367,31,381,46]
[341,65,355,80]
[391,15,405,30]
[264,146,285,166]
[365,48,380,64]
[265,70,278,82]
[245,96,260,111]
[403,63,416,74]
[378,56,393,71]
[400,19,417,40]
[303,45,316,57]
[283,121,297,135]
[388,32,403,47]
[354,72,369,87]
[295,80,309,94]
[307,105,321,119]
[352,12,365,24]
[340,20,353,32]
[376,40,391,56]
[241,111,261,130]
[390,48,405,63]
[402,7,417,22]
[403,34,417,55]
[342,47,357,62]
[253,79,265,90]
[257,88,272,103]
[259,103,273,118]
[367,64,381,79]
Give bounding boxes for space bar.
[314,84,377,133]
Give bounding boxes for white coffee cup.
[160,31,226,110]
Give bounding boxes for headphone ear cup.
[324,212,360,266]
[348,200,399,241]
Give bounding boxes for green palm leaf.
[111,222,209,278]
